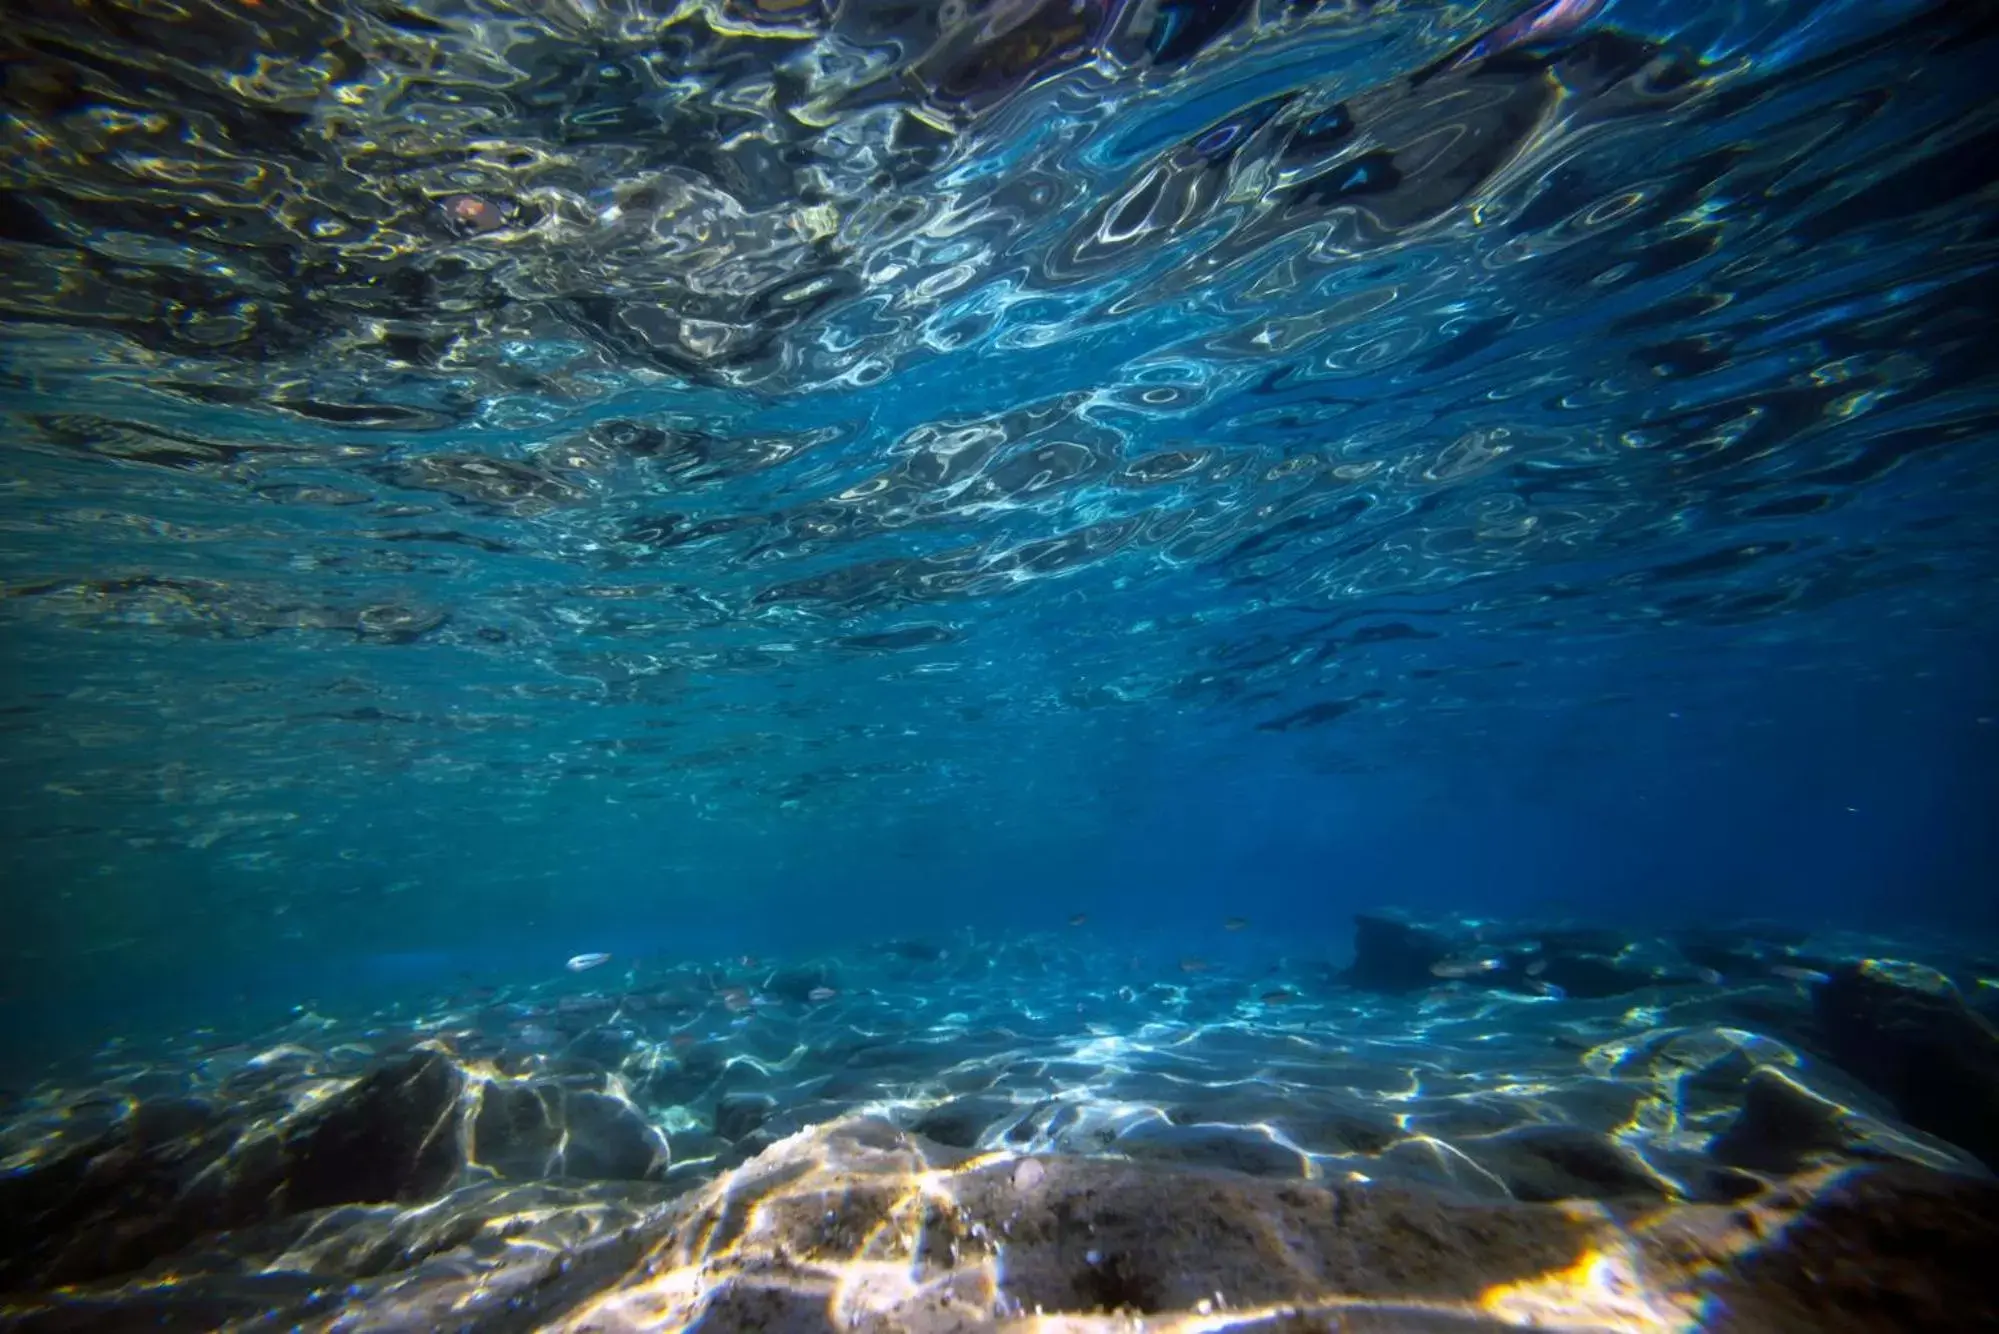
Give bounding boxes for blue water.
[1,0,1996,1076]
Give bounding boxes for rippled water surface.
[2,0,1997,1044]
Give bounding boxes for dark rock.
[812,1071,889,1100]
[558,1090,669,1181]
[1703,1165,1999,1332]
[469,1081,560,1180]
[665,1130,734,1163]
[1341,912,1458,991]
[0,1052,464,1294]
[1709,1067,1861,1175]
[563,1026,639,1067]
[714,1092,777,1142]
[1533,928,1633,955]
[1812,959,1999,1170]
[763,964,838,1004]
[1114,1122,1308,1178]
[1158,1090,1400,1156]
[634,1041,761,1106]
[1535,951,1653,999]
[281,1050,465,1211]
[1463,1124,1665,1202]
[911,1095,1016,1148]
[0,1098,220,1291]
[842,1041,928,1071]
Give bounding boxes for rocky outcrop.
[1341,910,1698,998]
[1813,959,1999,1170]
[5,1116,1993,1333]
[0,1050,666,1295]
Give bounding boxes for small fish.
[1528,980,1567,1000]
[1691,966,1724,986]
[806,986,838,1003]
[718,986,753,1013]
[1224,917,1249,932]
[444,194,506,233]
[1524,958,1548,978]
[1770,965,1831,985]
[1179,957,1211,974]
[1430,955,1503,979]
[566,952,612,973]
[669,1033,697,1051]
[1260,989,1294,1004]
[1069,913,1088,927]
[738,955,760,969]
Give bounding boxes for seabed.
[3,912,1995,1332]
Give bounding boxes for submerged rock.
[281,1049,465,1211]
[1812,959,1999,1170]
[0,1050,462,1292]
[6,1117,1994,1333]
[762,963,839,1004]
[1113,1120,1309,1178]
[1342,911,1461,991]
[558,1090,670,1181]
[1342,910,1761,1000]
[1710,1067,1874,1175]
[910,1093,1018,1148]
[713,1092,777,1142]
[1462,1124,1666,1202]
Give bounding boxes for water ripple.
[0,0,1995,870]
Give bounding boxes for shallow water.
[1,0,1997,1328]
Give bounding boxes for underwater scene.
[2,0,1998,1329]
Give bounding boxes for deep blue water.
[1,0,1997,1078]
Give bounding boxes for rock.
[473,1080,667,1184]
[0,1051,465,1294]
[563,1026,640,1067]
[280,1050,465,1212]
[1698,1165,1999,1332]
[10,1113,1999,1332]
[558,1090,669,1181]
[1158,1090,1400,1157]
[1534,951,1655,999]
[1813,960,1999,1170]
[1709,1067,1863,1174]
[0,1094,229,1291]
[763,964,838,1004]
[1463,1124,1666,1202]
[469,1081,560,1180]
[910,1095,1016,1149]
[713,1092,777,1142]
[1114,1122,1308,1178]
[1341,912,1459,991]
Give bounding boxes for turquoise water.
[3,0,1996,1065]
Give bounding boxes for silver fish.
[1770,965,1831,985]
[566,952,612,972]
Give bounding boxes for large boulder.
[1812,959,1999,1170]
[470,1081,668,1183]
[279,1049,465,1211]
[0,1050,466,1293]
[1341,912,1461,991]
